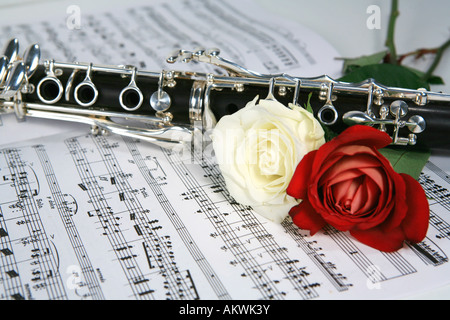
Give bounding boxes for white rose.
[211,96,325,223]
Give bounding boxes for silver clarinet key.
[0,56,9,85]
[22,43,40,78]
[0,62,26,99]
[2,38,19,63]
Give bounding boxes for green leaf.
[321,124,338,142]
[304,92,314,114]
[338,63,431,90]
[403,66,445,85]
[378,146,430,180]
[338,50,388,74]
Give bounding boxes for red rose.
[286,125,429,252]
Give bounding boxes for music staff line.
[420,162,450,211]
[281,219,352,292]
[187,154,442,289]
[1,134,449,300]
[1,148,67,300]
[0,206,25,300]
[164,150,319,300]
[123,137,230,300]
[90,135,198,300]
[419,163,450,240]
[182,152,417,294]
[201,154,323,299]
[33,144,105,300]
[65,137,156,300]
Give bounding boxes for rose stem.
[385,0,399,65]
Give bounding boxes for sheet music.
[0,0,341,143]
[0,0,340,75]
[0,0,449,300]
[1,130,450,300]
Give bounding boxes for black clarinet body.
[2,38,450,151]
[207,84,450,151]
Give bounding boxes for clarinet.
[1,38,450,151]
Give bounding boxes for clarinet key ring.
[119,66,144,111]
[74,63,98,107]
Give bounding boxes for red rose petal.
[334,145,379,157]
[334,176,363,215]
[320,154,379,187]
[330,125,393,150]
[399,173,429,243]
[311,126,392,173]
[287,150,317,199]
[378,171,408,232]
[350,226,406,252]
[356,199,397,231]
[326,168,365,188]
[349,177,368,214]
[354,176,380,216]
[289,201,327,235]
[330,177,357,206]
[358,166,386,190]
[286,125,428,253]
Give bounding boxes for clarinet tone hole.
[123,90,140,107]
[318,104,338,125]
[37,77,63,104]
[78,86,94,103]
[120,87,143,111]
[74,83,98,106]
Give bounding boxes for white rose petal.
[211,96,325,223]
